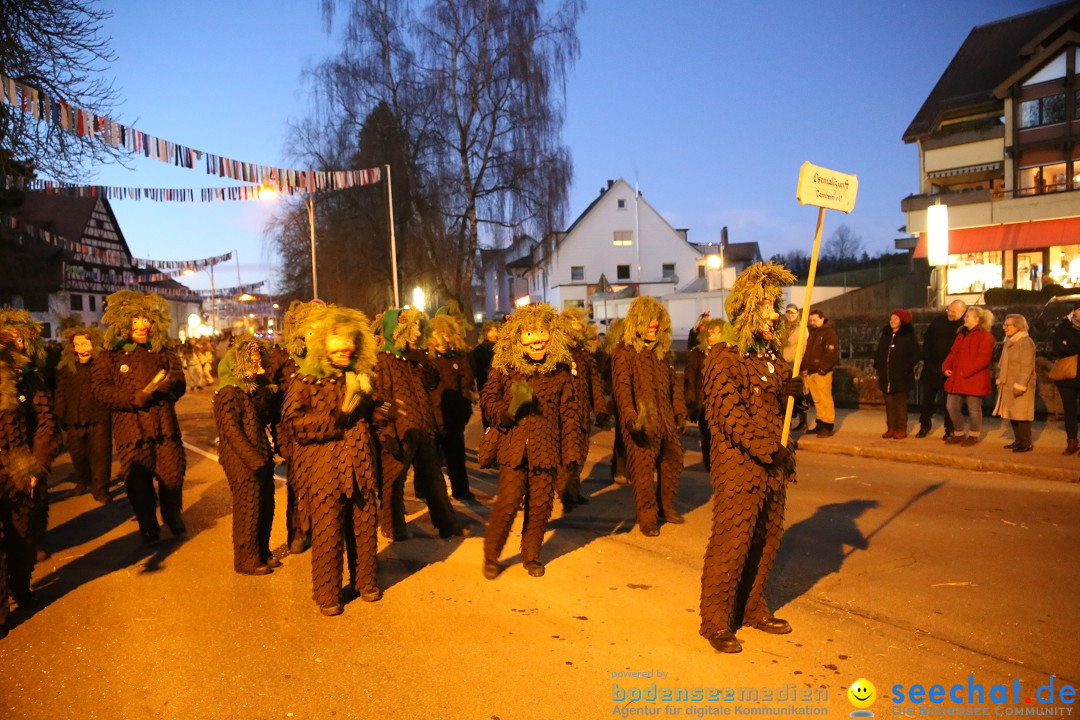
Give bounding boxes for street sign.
[796,161,858,214]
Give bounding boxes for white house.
[523,178,704,310]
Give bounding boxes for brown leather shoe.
[881,430,895,439]
[945,435,964,445]
[893,431,907,440]
[960,436,979,447]
[1064,439,1079,456]
[754,617,793,634]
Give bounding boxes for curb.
[797,437,1080,483]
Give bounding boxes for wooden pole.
[307,194,318,300]
[386,164,400,308]
[781,206,826,446]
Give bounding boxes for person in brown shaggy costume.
[427,312,477,503]
[266,299,325,554]
[214,334,279,575]
[55,325,113,503]
[0,311,59,634]
[91,291,187,545]
[611,297,686,537]
[480,303,581,579]
[699,262,804,654]
[683,316,727,472]
[557,307,607,511]
[282,306,383,615]
[374,308,464,541]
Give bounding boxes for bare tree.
[302,0,582,315]
[823,224,863,263]
[0,0,121,186]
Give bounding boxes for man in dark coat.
[684,317,726,471]
[92,291,187,546]
[480,303,581,579]
[1052,303,1080,455]
[917,299,965,438]
[468,322,498,427]
[803,309,839,437]
[700,262,804,654]
[557,307,606,511]
[283,306,384,614]
[213,334,278,575]
[55,326,113,504]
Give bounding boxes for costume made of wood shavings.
[556,306,606,507]
[213,334,278,573]
[282,306,382,608]
[479,304,581,569]
[55,325,112,502]
[699,262,797,641]
[610,297,686,531]
[427,312,475,500]
[683,317,727,472]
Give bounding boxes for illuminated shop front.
[945,251,1003,294]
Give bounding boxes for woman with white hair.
[994,314,1036,453]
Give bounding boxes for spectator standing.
[994,314,1036,453]
[1051,303,1080,455]
[803,309,839,437]
[917,300,966,438]
[781,304,808,431]
[873,309,921,439]
[942,307,994,447]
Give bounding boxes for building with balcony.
[901,1,1080,301]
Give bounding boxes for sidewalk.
[796,406,1080,483]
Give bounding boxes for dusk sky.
[83,0,1052,294]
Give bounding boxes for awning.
[913,217,1080,258]
[926,162,1002,179]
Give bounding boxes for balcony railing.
[902,183,1080,211]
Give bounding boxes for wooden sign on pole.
[782,162,859,446]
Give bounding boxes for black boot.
[816,422,834,438]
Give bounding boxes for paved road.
[1,401,1077,719]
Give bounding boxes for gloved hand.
[382,434,403,460]
[594,412,609,428]
[342,371,365,414]
[628,421,649,447]
[142,369,168,395]
[133,390,152,409]
[1012,384,1027,398]
[782,375,805,399]
[508,380,534,418]
[765,442,796,477]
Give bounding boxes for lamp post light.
[927,203,949,308]
[412,286,426,313]
[183,264,217,334]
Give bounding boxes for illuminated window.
[1018,162,1067,195]
[613,230,633,246]
[946,251,1003,294]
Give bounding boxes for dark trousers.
[1010,419,1033,447]
[884,392,909,432]
[226,464,275,572]
[624,432,683,529]
[437,425,471,499]
[379,433,458,538]
[0,493,36,613]
[698,415,712,471]
[65,421,113,500]
[699,483,786,638]
[1058,383,1080,440]
[484,465,555,565]
[309,485,378,608]
[121,439,186,540]
[919,379,953,434]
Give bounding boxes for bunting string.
[1,72,382,192]
[199,280,265,297]
[131,252,233,271]
[1,174,381,202]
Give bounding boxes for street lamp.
[412,286,426,313]
[183,264,217,334]
[927,203,949,307]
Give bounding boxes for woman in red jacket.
[942,307,994,446]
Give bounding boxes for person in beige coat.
[993,313,1036,453]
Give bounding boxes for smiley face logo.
[847,678,876,715]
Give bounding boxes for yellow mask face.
[326,329,356,368]
[757,302,779,341]
[520,327,549,361]
[130,316,151,344]
[73,335,93,364]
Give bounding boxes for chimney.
[607,179,614,189]
[721,226,729,248]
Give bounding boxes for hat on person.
[891,308,912,325]
[785,303,798,313]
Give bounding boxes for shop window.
[616,264,631,280]
[1020,93,1066,128]
[1048,244,1080,288]
[946,252,1003,294]
[1018,163,1067,195]
[571,265,584,282]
